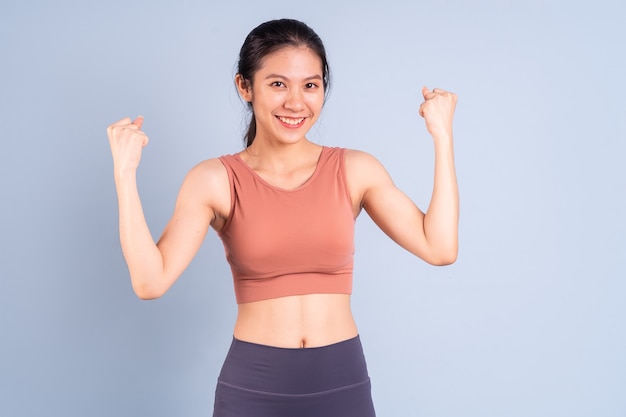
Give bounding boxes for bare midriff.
[233,293,358,348]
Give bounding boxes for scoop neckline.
[232,146,328,192]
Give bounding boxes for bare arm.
[346,87,459,265]
[108,117,227,299]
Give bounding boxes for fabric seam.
[216,378,370,398]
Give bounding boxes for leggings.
[212,335,376,417]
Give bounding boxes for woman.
[107,18,458,417]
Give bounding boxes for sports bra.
[217,147,355,304]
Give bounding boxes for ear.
[235,74,252,102]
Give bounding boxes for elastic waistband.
[218,335,370,395]
[231,334,360,351]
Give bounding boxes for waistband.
[218,335,370,395]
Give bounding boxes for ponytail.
[245,113,256,147]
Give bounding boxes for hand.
[419,87,457,139]
[107,116,149,176]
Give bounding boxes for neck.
[243,139,322,174]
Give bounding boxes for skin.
[107,46,458,348]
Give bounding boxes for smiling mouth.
[277,116,306,126]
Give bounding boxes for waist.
[218,334,369,395]
[233,293,358,348]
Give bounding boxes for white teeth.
[278,116,305,125]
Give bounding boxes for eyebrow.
[264,74,323,81]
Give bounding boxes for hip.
[213,335,376,417]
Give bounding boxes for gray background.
[1,0,624,416]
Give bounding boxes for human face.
[237,46,325,146]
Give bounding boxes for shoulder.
[185,157,228,187]
[343,148,380,165]
[343,148,392,184]
[175,157,232,227]
[341,148,394,210]
[179,157,230,207]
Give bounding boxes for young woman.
[107,18,458,417]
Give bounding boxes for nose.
[283,88,304,112]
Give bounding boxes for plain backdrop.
[1,1,624,416]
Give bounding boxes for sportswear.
[217,147,354,303]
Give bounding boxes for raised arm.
[107,117,227,299]
[346,87,459,265]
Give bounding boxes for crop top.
[217,147,355,304]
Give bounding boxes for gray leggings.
[212,335,376,417]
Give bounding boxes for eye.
[305,82,318,89]
[271,81,285,87]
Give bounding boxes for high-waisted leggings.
[212,335,376,417]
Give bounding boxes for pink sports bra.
[217,147,354,304]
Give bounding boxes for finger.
[112,117,132,126]
[422,86,438,101]
[107,117,131,136]
[132,115,144,130]
[129,129,149,146]
[419,102,426,118]
[128,130,150,147]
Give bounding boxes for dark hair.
[237,19,331,147]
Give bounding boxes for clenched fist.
[419,87,457,139]
[107,116,149,177]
